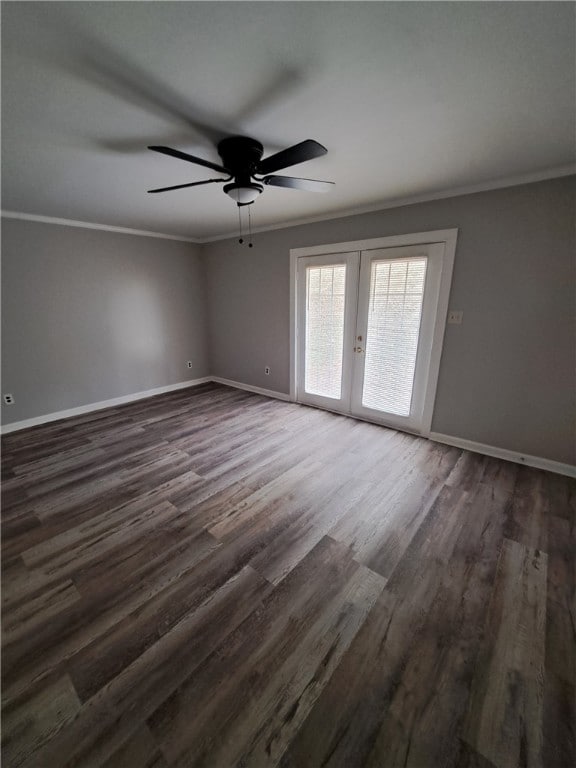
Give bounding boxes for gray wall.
[203,176,576,465]
[3,177,574,465]
[1,220,208,424]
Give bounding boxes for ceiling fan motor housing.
[217,136,264,178]
[218,136,265,205]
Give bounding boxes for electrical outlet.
[4,394,14,405]
[264,366,270,375]
[187,361,193,369]
[447,310,463,325]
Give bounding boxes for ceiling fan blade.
[257,140,327,175]
[147,178,227,194]
[149,146,229,175]
[233,69,304,126]
[53,16,233,146]
[263,175,334,193]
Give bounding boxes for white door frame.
[290,229,458,437]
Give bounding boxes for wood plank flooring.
[1,383,574,767]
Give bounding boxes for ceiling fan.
[147,136,334,205]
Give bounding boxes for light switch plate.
[448,310,463,325]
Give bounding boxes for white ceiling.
[2,2,575,241]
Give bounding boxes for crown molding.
[199,163,576,243]
[0,211,201,244]
[2,164,574,244]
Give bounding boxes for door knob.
[354,346,364,353]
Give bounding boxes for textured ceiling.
[2,1,575,240]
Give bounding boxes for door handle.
[354,346,364,353]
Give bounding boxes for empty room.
[1,2,575,767]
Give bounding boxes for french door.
[295,241,449,434]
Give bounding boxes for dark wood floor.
[1,383,574,768]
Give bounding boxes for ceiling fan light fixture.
[223,182,263,206]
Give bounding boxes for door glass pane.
[362,257,427,416]
[305,264,346,399]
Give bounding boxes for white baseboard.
[211,385,574,477]
[0,378,212,434]
[211,377,291,402]
[429,431,576,478]
[3,382,573,480]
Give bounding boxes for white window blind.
[362,257,427,416]
[305,264,346,399]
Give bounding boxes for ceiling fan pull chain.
[248,206,253,248]
[238,204,244,244]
